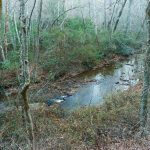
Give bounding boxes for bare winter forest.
[1,0,150,150]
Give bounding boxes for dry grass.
[1,87,150,149]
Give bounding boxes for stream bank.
[27,53,143,111]
[0,53,143,113]
[60,53,143,110]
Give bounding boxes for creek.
[0,54,143,113]
[60,54,143,110]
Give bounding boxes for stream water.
[61,54,143,110]
[0,54,143,113]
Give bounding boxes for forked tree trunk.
[113,0,127,32]
[140,1,150,136]
[19,0,35,149]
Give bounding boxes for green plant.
[0,50,20,70]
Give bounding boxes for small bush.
[0,50,19,70]
[41,18,99,78]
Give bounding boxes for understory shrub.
[40,19,141,79]
[0,16,142,81]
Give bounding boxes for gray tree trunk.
[108,0,120,29]
[0,45,5,61]
[103,0,107,29]
[33,0,43,81]
[4,0,9,59]
[113,0,128,32]
[140,1,150,136]
[124,0,133,35]
[19,0,35,149]
[0,0,2,18]
[0,0,4,61]
[136,16,146,39]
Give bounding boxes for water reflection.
[61,54,143,110]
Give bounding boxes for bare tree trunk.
[140,1,150,137]
[0,0,4,61]
[124,0,133,35]
[33,0,43,81]
[19,0,35,149]
[0,45,5,61]
[88,1,91,19]
[57,0,60,18]
[28,0,37,31]
[108,0,120,29]
[13,13,21,44]
[0,0,2,18]
[60,0,67,30]
[108,0,112,26]
[0,0,2,30]
[103,0,107,29]
[93,0,98,34]
[113,0,128,32]
[136,16,146,39]
[107,0,113,42]
[4,0,9,59]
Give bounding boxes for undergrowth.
[1,88,147,149]
[0,17,142,81]
[40,18,141,80]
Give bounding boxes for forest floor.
[1,53,150,149]
[1,83,150,149]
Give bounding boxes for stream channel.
[0,54,144,113]
[60,54,143,110]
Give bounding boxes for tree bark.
[124,0,133,35]
[108,0,120,29]
[0,0,2,18]
[136,16,146,39]
[88,1,91,19]
[4,0,9,59]
[103,0,107,29]
[93,0,98,34]
[19,0,35,149]
[0,45,5,61]
[140,1,150,136]
[113,0,128,32]
[33,0,43,81]
[28,0,37,31]
[0,0,4,61]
